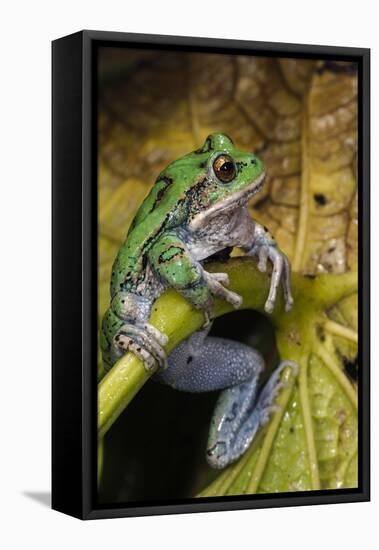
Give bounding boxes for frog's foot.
[255,246,293,313]
[142,322,169,346]
[206,359,298,469]
[253,360,298,424]
[248,228,293,313]
[206,381,260,469]
[203,270,243,309]
[114,322,169,371]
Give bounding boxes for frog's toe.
[115,334,156,370]
[259,404,281,425]
[204,270,242,308]
[264,297,275,314]
[142,322,169,346]
[202,310,212,329]
[227,290,243,308]
[220,287,243,308]
[210,272,230,286]
[113,323,168,371]
[255,360,298,420]
[206,441,229,469]
[103,361,112,373]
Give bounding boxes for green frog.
[101,133,296,468]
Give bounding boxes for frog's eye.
[213,154,236,183]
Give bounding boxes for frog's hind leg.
[156,331,298,469]
[156,330,264,393]
[156,332,265,467]
[207,359,298,468]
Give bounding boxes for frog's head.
[178,133,265,231]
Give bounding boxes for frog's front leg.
[101,292,169,372]
[203,271,242,309]
[148,232,241,321]
[243,222,293,314]
[156,329,298,468]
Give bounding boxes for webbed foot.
[206,359,298,469]
[113,322,169,372]
[253,360,298,424]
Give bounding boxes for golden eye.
[213,154,236,183]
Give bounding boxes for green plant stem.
[98,258,357,439]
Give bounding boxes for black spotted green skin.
[109,133,264,298]
[148,231,211,308]
[101,133,266,371]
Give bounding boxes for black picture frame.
[52,30,370,520]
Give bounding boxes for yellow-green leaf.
[97,53,358,498]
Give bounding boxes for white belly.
[184,207,255,261]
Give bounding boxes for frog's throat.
[188,171,266,232]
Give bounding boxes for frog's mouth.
[189,171,266,232]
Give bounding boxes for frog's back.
[110,154,206,297]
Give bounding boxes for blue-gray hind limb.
[156,330,298,469]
